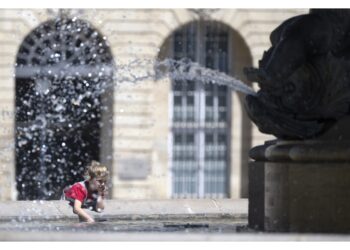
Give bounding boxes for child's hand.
[98,186,108,197]
[86,218,95,223]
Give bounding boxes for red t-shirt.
[63,181,97,208]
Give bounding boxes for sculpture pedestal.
[249,140,350,233]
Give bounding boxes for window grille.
[171,22,231,198]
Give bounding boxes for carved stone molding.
[189,9,220,19]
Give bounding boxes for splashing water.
[159,58,256,96]
[114,58,256,96]
[16,58,256,95]
[14,56,255,200]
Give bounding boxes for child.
[61,161,109,223]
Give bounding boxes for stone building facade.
[0,9,306,201]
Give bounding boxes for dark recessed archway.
[15,17,114,200]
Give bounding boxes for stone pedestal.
[249,139,350,233]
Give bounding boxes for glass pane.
[206,96,213,106]
[186,133,192,143]
[185,81,195,91]
[218,85,227,93]
[174,134,182,144]
[218,96,226,107]
[187,96,194,106]
[173,81,182,91]
[205,133,214,144]
[174,96,182,106]
[218,134,226,144]
[205,84,214,92]
[205,108,214,122]
[219,111,227,122]
[186,107,195,122]
[173,107,182,122]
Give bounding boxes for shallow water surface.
[0,217,250,233]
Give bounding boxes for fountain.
[4,8,350,239]
[245,9,350,233]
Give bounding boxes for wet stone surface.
[0,217,250,233]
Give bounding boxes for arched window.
[15,17,114,200]
[169,21,232,198]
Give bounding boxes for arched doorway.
[15,17,114,200]
[158,20,253,198]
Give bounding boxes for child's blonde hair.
[84,160,109,180]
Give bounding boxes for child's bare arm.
[95,190,106,212]
[73,200,95,223]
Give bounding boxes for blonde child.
[62,161,109,223]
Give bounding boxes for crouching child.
[61,161,109,223]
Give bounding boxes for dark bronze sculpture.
[244,9,350,139]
